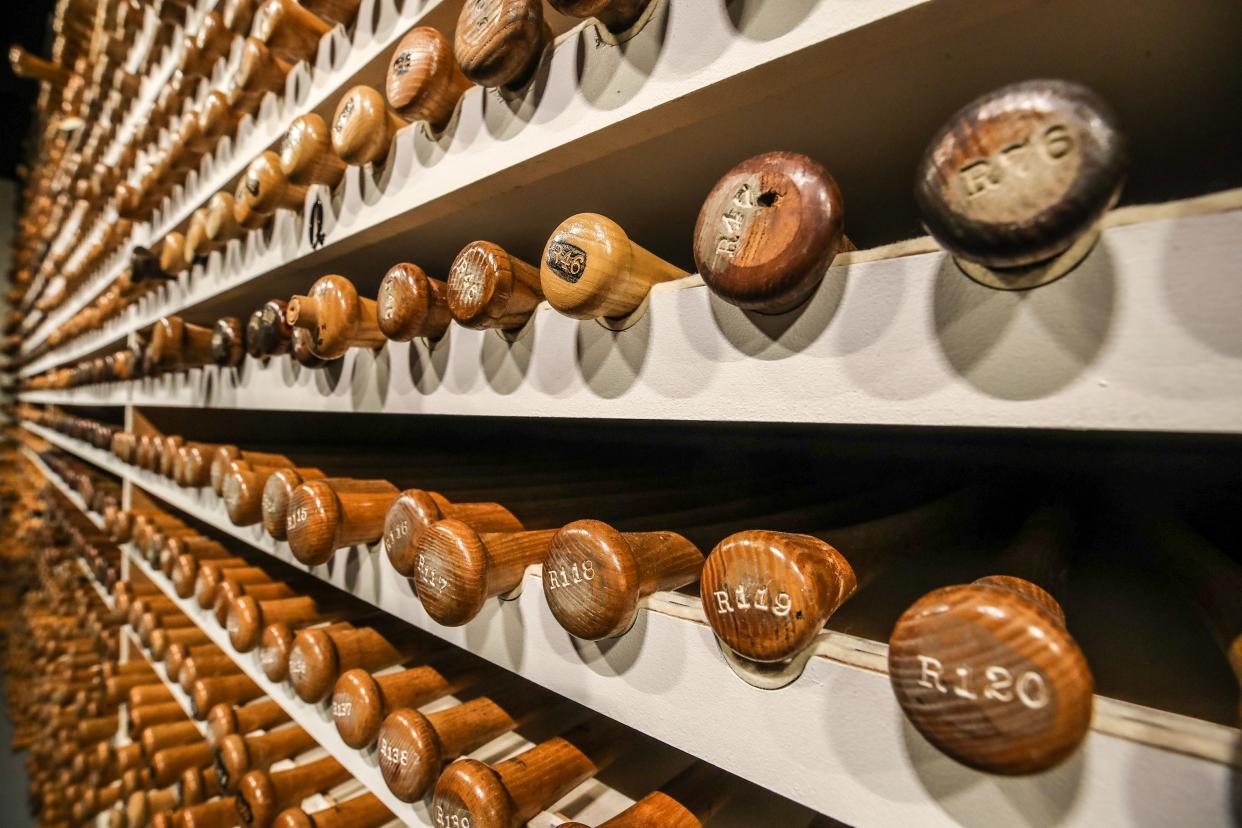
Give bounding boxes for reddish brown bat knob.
[288,625,416,703]
[286,274,387,359]
[285,478,400,565]
[914,79,1126,282]
[446,241,544,331]
[253,0,333,65]
[385,27,473,131]
[541,213,688,320]
[454,0,550,91]
[432,719,623,828]
[377,690,535,803]
[227,595,326,652]
[273,792,392,828]
[543,520,704,640]
[547,0,652,31]
[572,762,731,827]
[224,0,258,32]
[225,465,322,527]
[376,263,453,341]
[415,521,558,626]
[384,488,522,577]
[333,657,486,749]
[693,151,849,314]
[329,85,406,166]
[215,725,317,792]
[700,531,856,683]
[207,699,290,748]
[888,575,1093,775]
[236,756,351,828]
[279,114,346,188]
[261,468,327,539]
[211,317,247,368]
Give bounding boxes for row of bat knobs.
[25,407,1105,776]
[8,469,829,828]
[12,74,1130,377]
[14,0,672,308]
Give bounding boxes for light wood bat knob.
[253,0,332,65]
[190,674,263,719]
[541,213,687,320]
[454,0,550,90]
[230,38,292,114]
[279,114,345,188]
[198,91,240,143]
[694,151,848,313]
[415,521,557,626]
[547,0,652,32]
[302,0,362,26]
[544,520,703,640]
[197,12,235,64]
[206,192,245,246]
[888,575,1092,774]
[376,262,453,341]
[384,488,522,577]
[273,792,393,828]
[224,0,258,33]
[285,478,400,565]
[225,465,320,527]
[287,274,387,359]
[915,79,1126,282]
[330,85,405,166]
[211,317,247,368]
[385,27,473,131]
[701,530,857,681]
[446,240,543,330]
[238,151,309,218]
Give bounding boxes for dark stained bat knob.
[693,151,849,313]
[446,241,544,331]
[914,79,1126,287]
[547,0,653,32]
[454,0,551,91]
[376,263,453,341]
[211,317,247,368]
[888,575,1093,774]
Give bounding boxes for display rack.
[18,194,1242,433]
[25,420,1241,827]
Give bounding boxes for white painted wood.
[21,203,1242,433]
[29,421,1241,827]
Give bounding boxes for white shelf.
[20,0,460,373]
[20,195,1242,433]
[29,420,1242,828]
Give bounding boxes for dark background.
[2,0,60,184]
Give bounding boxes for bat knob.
[888,577,1092,774]
[915,79,1126,287]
